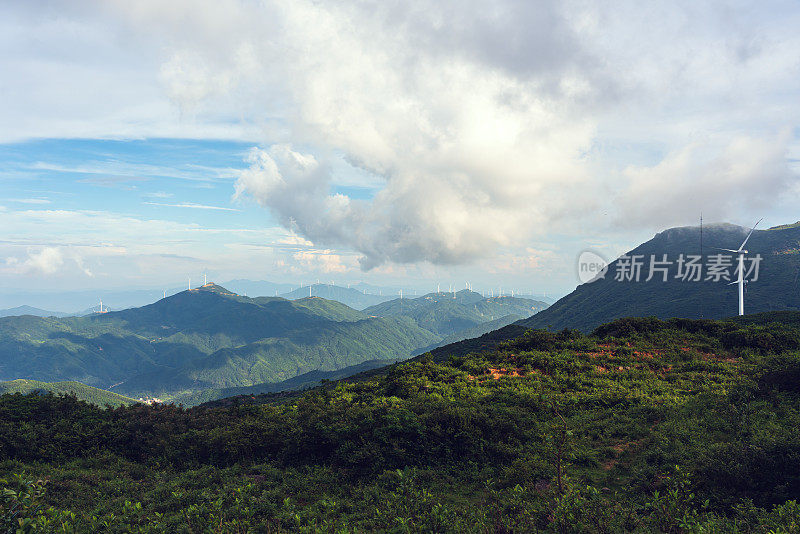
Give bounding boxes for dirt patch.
[467,367,529,381]
[485,367,524,379]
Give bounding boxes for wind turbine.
[718,219,762,316]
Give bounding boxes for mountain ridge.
[0,286,437,399]
[519,222,800,332]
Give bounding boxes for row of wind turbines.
[115,219,760,318]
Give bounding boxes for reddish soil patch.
[487,367,523,379]
[467,367,529,381]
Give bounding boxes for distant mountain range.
[0,288,185,315]
[0,283,438,399]
[279,283,394,309]
[365,289,548,337]
[520,221,800,332]
[0,283,546,402]
[0,280,406,315]
[0,305,70,318]
[219,279,297,297]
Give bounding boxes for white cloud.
[2,0,800,277]
[104,0,799,268]
[2,198,51,205]
[143,202,240,211]
[617,131,796,227]
[2,246,91,276]
[0,208,344,288]
[30,161,237,183]
[292,250,350,274]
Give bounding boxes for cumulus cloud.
[3,247,92,276]
[234,142,578,269]
[292,250,350,274]
[5,247,64,275]
[617,132,797,227]
[99,0,799,268]
[4,0,800,272]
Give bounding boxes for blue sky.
[1,1,799,297]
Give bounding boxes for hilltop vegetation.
[0,379,135,407]
[522,222,800,332]
[3,313,800,531]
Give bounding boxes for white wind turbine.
[718,219,762,316]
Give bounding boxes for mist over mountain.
[0,305,70,318]
[0,288,185,316]
[520,222,800,332]
[219,279,297,298]
[280,283,394,309]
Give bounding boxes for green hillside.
[364,289,547,336]
[3,314,800,531]
[172,359,397,406]
[521,222,800,332]
[0,379,135,407]
[0,284,437,399]
[429,313,523,346]
[117,316,438,398]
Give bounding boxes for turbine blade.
[738,218,763,251]
[714,247,739,253]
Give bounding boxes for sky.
[1,0,799,298]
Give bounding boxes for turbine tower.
[718,219,762,316]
